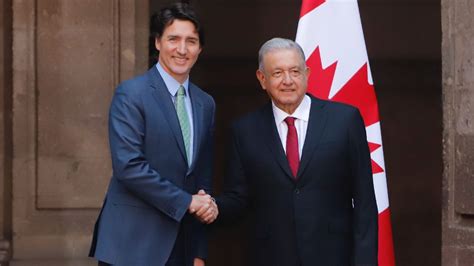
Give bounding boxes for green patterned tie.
[176,85,191,165]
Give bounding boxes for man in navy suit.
[89,3,217,266]
[215,38,378,265]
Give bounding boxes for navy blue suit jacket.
[89,66,215,266]
[217,95,378,266]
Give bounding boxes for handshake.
[188,189,219,224]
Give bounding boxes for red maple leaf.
[307,48,379,127]
[306,47,383,174]
[332,64,379,127]
[368,143,384,174]
[306,46,337,100]
[368,142,381,153]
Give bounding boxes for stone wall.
[442,0,474,265]
[10,0,148,264]
[0,0,13,264]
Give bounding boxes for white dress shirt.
[156,62,194,164]
[272,95,312,159]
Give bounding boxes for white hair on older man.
[258,37,306,71]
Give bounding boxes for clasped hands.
[188,189,218,224]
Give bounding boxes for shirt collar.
[272,94,311,124]
[156,62,189,96]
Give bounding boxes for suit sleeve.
[348,109,378,265]
[109,87,192,222]
[193,98,216,260]
[215,123,250,223]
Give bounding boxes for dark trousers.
[166,221,186,266]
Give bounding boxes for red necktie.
[284,117,299,178]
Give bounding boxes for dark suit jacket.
[89,66,215,266]
[217,95,377,266]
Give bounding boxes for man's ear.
[155,37,161,51]
[256,69,266,90]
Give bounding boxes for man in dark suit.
[89,3,218,266]
[215,38,378,266]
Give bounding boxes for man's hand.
[194,257,205,266]
[188,191,213,214]
[194,190,219,224]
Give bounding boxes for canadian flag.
[296,0,395,265]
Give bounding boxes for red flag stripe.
[379,209,396,266]
[300,0,326,17]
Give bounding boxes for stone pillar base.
[0,240,11,265]
[10,259,96,266]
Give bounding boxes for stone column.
[11,0,148,264]
[0,0,13,264]
[442,0,474,265]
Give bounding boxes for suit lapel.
[188,83,204,172]
[296,95,328,179]
[260,103,295,180]
[148,67,188,164]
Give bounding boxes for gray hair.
[258,38,306,71]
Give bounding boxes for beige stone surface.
[11,0,148,263]
[442,0,474,264]
[0,0,6,234]
[35,0,116,209]
[11,258,96,266]
[0,0,13,263]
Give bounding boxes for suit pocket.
[108,192,154,210]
